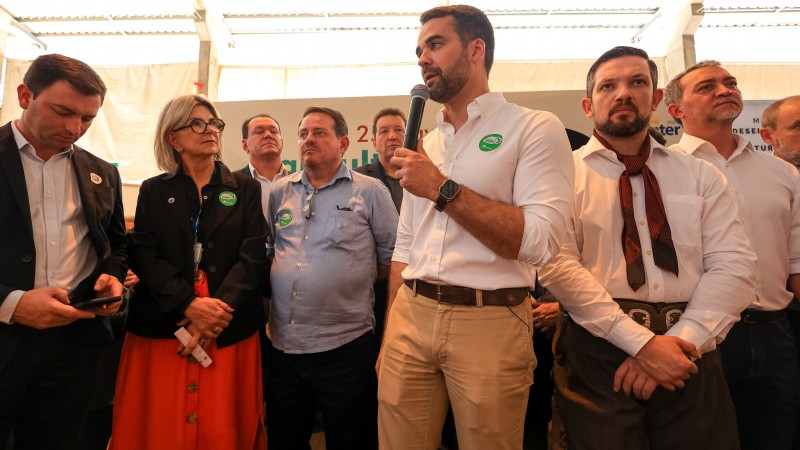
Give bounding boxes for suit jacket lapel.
[204,164,239,239]
[0,123,34,238]
[71,148,99,231]
[159,175,194,238]
[372,161,392,192]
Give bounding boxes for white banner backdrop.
[216,91,775,175]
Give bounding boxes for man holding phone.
[0,54,126,450]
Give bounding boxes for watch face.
[440,180,460,199]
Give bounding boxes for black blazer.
[354,161,389,188]
[125,162,268,348]
[236,165,252,178]
[0,121,127,358]
[355,161,402,213]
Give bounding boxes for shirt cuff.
[392,246,410,264]
[605,315,656,357]
[0,290,25,324]
[518,212,558,267]
[666,320,717,354]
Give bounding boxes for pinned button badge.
[90,173,102,184]
[219,191,237,206]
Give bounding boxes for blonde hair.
[153,94,223,173]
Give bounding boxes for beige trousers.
[378,284,536,450]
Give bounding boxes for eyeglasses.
[173,118,226,134]
[303,189,317,220]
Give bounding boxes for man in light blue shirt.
[266,106,398,449]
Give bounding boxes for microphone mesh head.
[410,84,430,100]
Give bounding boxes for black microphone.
[403,84,430,151]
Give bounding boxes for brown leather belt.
[404,279,528,307]
[741,308,784,324]
[614,298,688,335]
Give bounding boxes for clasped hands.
[613,335,701,400]
[176,297,234,357]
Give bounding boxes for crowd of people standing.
[2,4,800,450]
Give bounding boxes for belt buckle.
[475,290,483,308]
[627,308,651,330]
[664,308,683,330]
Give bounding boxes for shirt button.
[639,220,645,226]
[290,319,295,325]
[291,291,297,298]
[653,283,660,290]
[47,189,52,194]
[50,241,56,246]
[296,262,301,267]
[633,192,639,197]
[646,250,652,256]
[304,236,309,240]
[187,413,198,424]
[431,256,438,262]
[207,242,214,249]
[208,266,216,273]
[21,255,32,263]
[187,383,198,393]
[203,196,208,200]
[311,212,315,216]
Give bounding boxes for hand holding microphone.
[392,84,448,202]
[403,84,430,151]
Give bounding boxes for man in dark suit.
[0,54,126,450]
[354,107,406,355]
[237,114,290,323]
[354,107,406,214]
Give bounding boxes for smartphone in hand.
[74,295,122,310]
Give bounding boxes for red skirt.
[110,332,266,450]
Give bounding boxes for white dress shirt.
[674,133,800,312]
[0,122,96,323]
[249,162,290,218]
[539,135,756,356]
[392,92,574,290]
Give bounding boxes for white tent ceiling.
[1,0,798,67]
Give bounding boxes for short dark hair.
[420,5,495,75]
[23,54,107,104]
[242,113,281,139]
[762,95,800,130]
[300,106,348,137]
[586,46,658,99]
[372,107,407,136]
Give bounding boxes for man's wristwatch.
[434,179,461,212]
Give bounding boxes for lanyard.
[191,200,204,244]
[192,197,205,270]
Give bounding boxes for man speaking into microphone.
[376,5,574,449]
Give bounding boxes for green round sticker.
[278,210,293,227]
[479,134,503,152]
[218,191,237,206]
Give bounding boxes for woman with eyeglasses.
[110,95,268,449]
